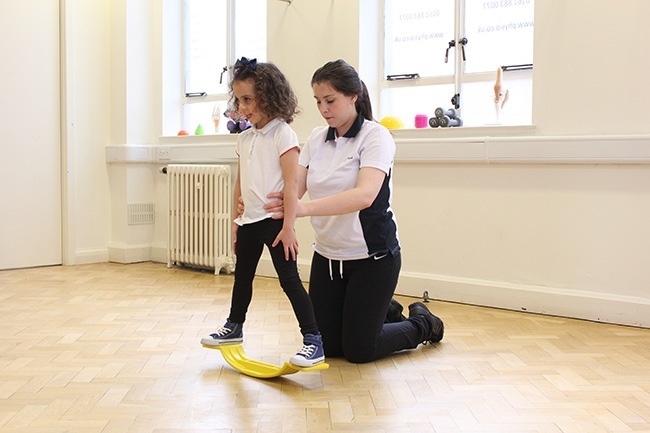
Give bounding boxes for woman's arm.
[264,166,386,218]
[299,166,385,217]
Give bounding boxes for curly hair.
[229,60,300,124]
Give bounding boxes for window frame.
[377,0,534,128]
[163,0,266,136]
[180,0,233,127]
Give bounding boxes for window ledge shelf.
[393,128,650,164]
[105,131,650,165]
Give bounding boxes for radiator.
[167,164,235,274]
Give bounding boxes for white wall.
[64,0,112,264]
[66,0,650,327]
[533,0,650,136]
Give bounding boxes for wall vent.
[128,203,155,225]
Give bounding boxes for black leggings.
[229,218,318,336]
[308,251,428,363]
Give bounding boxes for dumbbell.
[438,116,463,127]
[429,117,441,128]
[435,107,460,119]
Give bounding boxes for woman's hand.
[236,196,244,218]
[264,191,307,218]
[264,192,285,219]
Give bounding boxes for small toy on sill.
[225,108,252,134]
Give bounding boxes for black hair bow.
[234,57,257,72]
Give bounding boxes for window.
[181,0,266,135]
[381,0,534,128]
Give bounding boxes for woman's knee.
[342,341,377,364]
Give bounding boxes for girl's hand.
[272,226,299,261]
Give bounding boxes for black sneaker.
[385,298,407,323]
[408,302,444,344]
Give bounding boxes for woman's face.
[312,82,357,135]
[232,78,270,129]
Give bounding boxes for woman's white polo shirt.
[299,114,400,261]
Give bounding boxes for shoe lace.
[296,343,316,358]
[211,325,233,338]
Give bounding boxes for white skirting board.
[254,257,650,329]
[107,244,152,264]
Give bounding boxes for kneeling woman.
[266,59,444,363]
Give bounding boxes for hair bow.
[234,57,257,72]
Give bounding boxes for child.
[201,57,324,367]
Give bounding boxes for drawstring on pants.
[328,259,344,280]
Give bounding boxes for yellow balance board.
[202,343,329,379]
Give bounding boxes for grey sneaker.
[201,320,243,346]
[290,333,325,367]
[408,302,444,344]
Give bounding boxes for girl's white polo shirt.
[235,118,299,226]
[299,114,400,261]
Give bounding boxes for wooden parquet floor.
[0,262,648,433]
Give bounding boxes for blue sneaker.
[201,320,243,346]
[290,333,325,367]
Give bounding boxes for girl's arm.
[265,165,306,214]
[231,163,242,253]
[297,164,308,199]
[272,147,301,260]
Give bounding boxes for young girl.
[201,57,324,367]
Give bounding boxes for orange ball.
[177,129,189,136]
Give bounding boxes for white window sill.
[392,127,650,164]
[105,127,650,165]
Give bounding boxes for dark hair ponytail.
[311,59,374,121]
[357,80,373,121]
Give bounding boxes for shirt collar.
[325,113,364,142]
[252,117,282,135]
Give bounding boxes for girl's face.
[312,82,358,136]
[232,78,270,129]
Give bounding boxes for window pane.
[380,84,455,127]
[184,0,227,95]
[234,0,267,62]
[464,0,535,73]
[384,0,455,78]
[183,100,229,134]
[461,73,532,126]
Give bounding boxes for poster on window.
[384,0,455,78]
[464,0,535,73]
